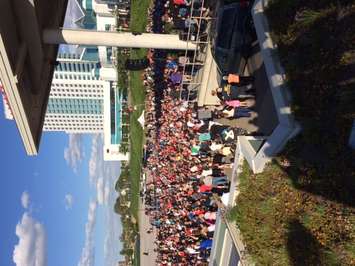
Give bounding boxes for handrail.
[179,0,214,102]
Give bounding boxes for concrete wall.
[239,0,301,173]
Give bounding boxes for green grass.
[116,50,129,95]
[128,49,146,222]
[130,0,151,33]
[128,105,144,222]
[230,160,355,265]
[127,0,151,222]
[113,1,150,263]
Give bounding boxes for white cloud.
[21,191,30,209]
[88,134,103,185]
[64,134,84,173]
[104,184,110,205]
[13,213,47,266]
[103,163,123,264]
[78,200,97,266]
[96,178,104,205]
[64,194,74,210]
[84,135,124,264]
[59,0,85,55]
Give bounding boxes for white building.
[43,0,129,160]
[43,50,128,160]
[82,0,127,81]
[43,51,108,133]
[103,85,129,161]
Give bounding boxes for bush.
[234,159,355,265]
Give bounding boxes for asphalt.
[138,173,157,266]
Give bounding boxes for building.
[103,84,128,161]
[43,50,128,160]
[82,0,131,81]
[0,0,118,152]
[43,50,107,133]
[42,0,129,160]
[0,0,68,155]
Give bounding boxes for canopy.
[221,193,230,206]
[138,111,145,128]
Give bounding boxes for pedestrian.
[222,73,255,86]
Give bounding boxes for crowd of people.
[139,0,256,265]
[143,91,240,264]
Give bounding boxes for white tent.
[137,111,145,128]
[221,192,230,206]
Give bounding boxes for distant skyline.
[0,101,123,265]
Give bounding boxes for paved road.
[139,174,157,266]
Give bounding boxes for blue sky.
[0,102,123,266]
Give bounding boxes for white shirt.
[210,143,223,151]
[208,224,216,232]
[201,169,213,177]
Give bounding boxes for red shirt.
[193,209,205,215]
[174,0,185,5]
[199,185,212,192]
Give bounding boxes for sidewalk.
[138,170,157,266]
[138,199,157,265]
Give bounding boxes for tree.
[113,197,128,215]
[120,248,133,256]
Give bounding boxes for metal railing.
[179,0,214,102]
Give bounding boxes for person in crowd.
[222,73,255,86]
[211,86,255,101]
[137,1,255,264]
[221,106,253,118]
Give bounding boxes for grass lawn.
[113,0,151,261]
[128,83,145,222]
[128,0,151,222]
[130,0,151,32]
[230,160,355,265]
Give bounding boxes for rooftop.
[0,0,68,154]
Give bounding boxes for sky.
[0,101,123,266]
